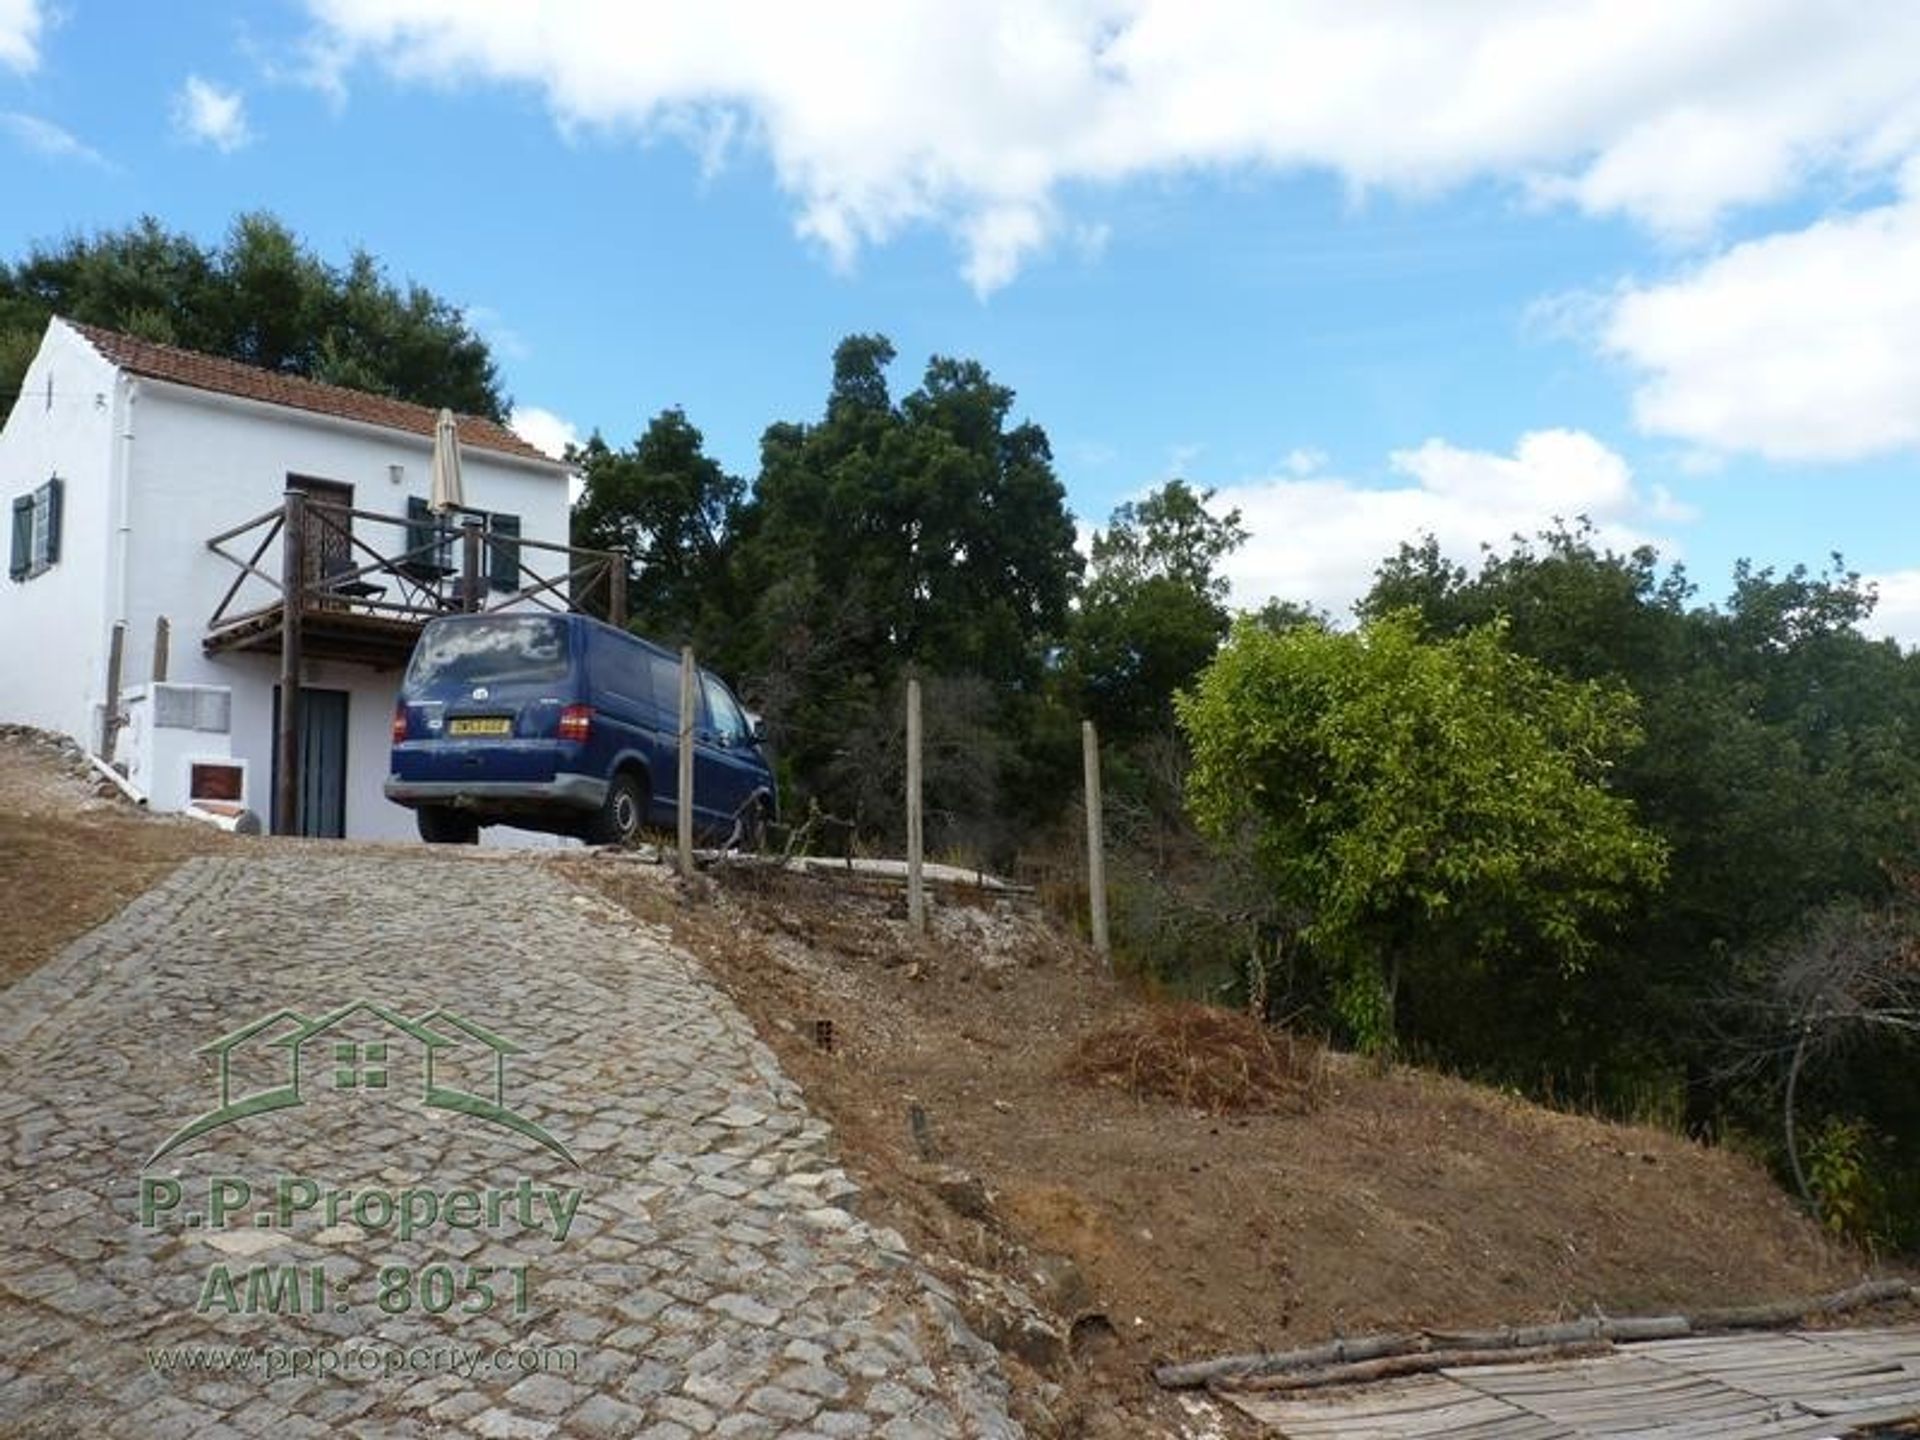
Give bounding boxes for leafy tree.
[1068,480,1247,743]
[1178,611,1667,1053]
[1,213,505,421]
[571,408,744,644]
[1249,598,1332,634]
[1087,479,1245,600]
[721,335,1082,856]
[1360,525,1920,1122]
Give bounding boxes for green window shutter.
[488,513,521,591]
[404,493,430,551]
[8,496,30,581]
[42,477,62,566]
[403,495,439,578]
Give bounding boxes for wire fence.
[668,652,1113,963]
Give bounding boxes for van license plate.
[448,717,512,736]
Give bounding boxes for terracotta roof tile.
[65,319,564,468]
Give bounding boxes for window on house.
[487,513,521,592]
[401,497,520,591]
[8,477,62,582]
[403,495,452,579]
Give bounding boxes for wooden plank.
[1513,1381,1748,1420]
[1234,1395,1534,1440]
[1274,1375,1482,1417]
[1798,1394,1920,1430]
[1635,1334,1822,1366]
[1232,1374,1532,1437]
[1538,1396,1785,1433]
[1456,1357,1676,1392]
[1639,1406,1845,1440]
[1801,1382,1920,1416]
[1228,1325,1920,1438]
[1814,1327,1920,1362]
[1436,1419,1568,1440]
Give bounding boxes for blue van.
[385,612,776,846]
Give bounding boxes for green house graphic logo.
[148,1000,577,1167]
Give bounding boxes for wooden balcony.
[204,491,627,670]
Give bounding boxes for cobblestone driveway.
[0,849,1019,1439]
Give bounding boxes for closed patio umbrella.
[429,408,465,515]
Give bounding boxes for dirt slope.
[572,858,1872,1436]
[0,731,1877,1437]
[0,726,226,985]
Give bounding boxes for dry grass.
[0,727,227,986]
[1062,1000,1325,1114]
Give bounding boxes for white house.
[0,318,593,843]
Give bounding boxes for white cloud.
[0,0,42,73]
[511,406,583,503]
[2,111,108,167]
[173,76,254,153]
[302,1,1920,292]
[1599,182,1920,463]
[1211,428,1677,619]
[1280,447,1327,478]
[463,305,529,361]
[1864,570,1920,651]
[509,406,579,461]
[1165,440,1204,475]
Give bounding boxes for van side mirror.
[747,712,766,744]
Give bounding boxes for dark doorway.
[289,475,355,603]
[271,686,350,837]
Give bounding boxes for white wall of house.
[0,319,581,845]
[0,322,121,745]
[124,379,575,845]
[212,650,445,843]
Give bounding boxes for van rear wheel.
[592,772,648,847]
[417,805,479,845]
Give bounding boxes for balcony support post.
[274,488,305,836]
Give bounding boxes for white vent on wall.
[152,684,231,733]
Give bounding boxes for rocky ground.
[0,728,1886,1438]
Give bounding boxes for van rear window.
[406,616,571,688]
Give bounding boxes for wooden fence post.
[677,645,696,878]
[608,551,629,627]
[1083,719,1110,968]
[460,520,483,613]
[101,622,127,761]
[906,673,925,933]
[275,489,306,836]
[152,615,170,683]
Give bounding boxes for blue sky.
[5,2,1918,636]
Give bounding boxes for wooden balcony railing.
[204,491,627,665]
[204,489,628,836]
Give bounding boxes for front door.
[271,686,350,837]
[290,476,354,603]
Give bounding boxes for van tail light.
[391,705,409,744]
[558,704,593,743]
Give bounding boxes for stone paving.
[0,848,1021,1439]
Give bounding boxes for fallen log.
[1217,1340,1613,1395]
[1689,1276,1913,1330]
[1152,1277,1916,1390]
[1153,1334,1422,1391]
[1420,1314,1690,1350]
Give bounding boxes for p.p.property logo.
[147,999,577,1168]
